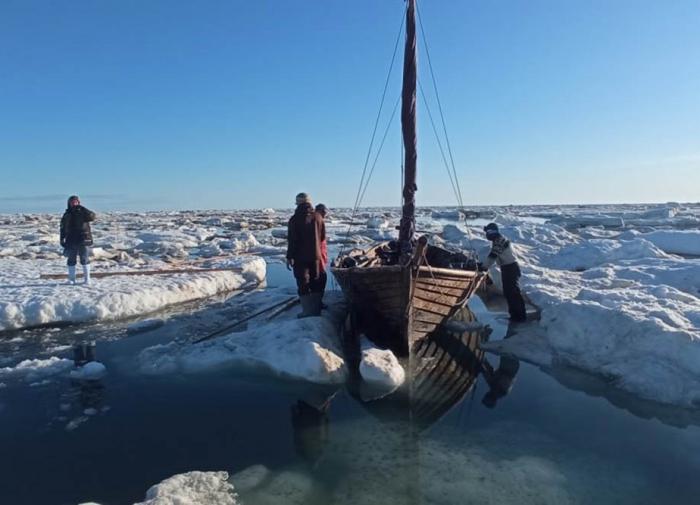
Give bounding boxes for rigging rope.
[415,0,477,254]
[418,79,460,206]
[416,0,464,208]
[340,5,407,260]
[357,94,401,209]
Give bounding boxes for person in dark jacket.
[480,223,527,322]
[60,195,96,284]
[287,193,326,317]
[314,203,329,307]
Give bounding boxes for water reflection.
[480,325,521,409]
[346,305,521,430]
[290,390,337,467]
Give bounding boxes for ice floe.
[477,237,700,407]
[0,256,265,330]
[3,204,700,407]
[138,312,347,384]
[620,229,700,256]
[0,356,73,383]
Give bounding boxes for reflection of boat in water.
[347,306,493,431]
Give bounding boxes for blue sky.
[1,0,698,212]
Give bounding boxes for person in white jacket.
[480,223,527,322]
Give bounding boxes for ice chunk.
[0,356,73,383]
[135,471,238,505]
[139,315,347,384]
[69,361,107,381]
[359,338,405,388]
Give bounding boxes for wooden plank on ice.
[39,266,244,280]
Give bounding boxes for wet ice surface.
[1,203,700,503]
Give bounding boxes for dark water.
[1,263,700,504]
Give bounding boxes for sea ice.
[138,314,347,384]
[0,256,265,330]
[620,229,700,256]
[69,361,107,380]
[0,356,73,383]
[359,337,405,388]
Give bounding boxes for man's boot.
[308,292,323,316]
[68,265,76,285]
[297,294,314,318]
[83,264,91,285]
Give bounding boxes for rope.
[339,5,407,260]
[357,94,401,208]
[416,0,464,208]
[418,79,460,206]
[415,0,477,254]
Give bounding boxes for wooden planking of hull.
[347,305,487,431]
[409,306,485,428]
[331,246,486,356]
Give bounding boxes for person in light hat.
[480,223,526,322]
[286,193,326,317]
[59,195,96,284]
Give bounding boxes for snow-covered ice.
[454,204,700,408]
[2,204,700,407]
[138,308,347,384]
[0,356,73,383]
[359,337,405,388]
[79,471,238,505]
[69,361,107,380]
[0,254,265,331]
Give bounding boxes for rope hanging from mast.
[338,5,407,258]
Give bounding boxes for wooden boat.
[331,0,487,356]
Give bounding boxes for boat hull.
[331,262,485,356]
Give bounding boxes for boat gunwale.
[331,264,484,280]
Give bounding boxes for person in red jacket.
[286,193,326,317]
[315,204,329,306]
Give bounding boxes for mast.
[398,0,417,256]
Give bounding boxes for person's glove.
[477,262,488,272]
[286,258,294,270]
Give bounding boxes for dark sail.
[398,0,417,255]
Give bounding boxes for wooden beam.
[39,267,243,280]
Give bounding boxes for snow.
[135,471,238,505]
[359,337,405,388]
[79,471,239,505]
[0,356,73,383]
[2,204,700,407]
[0,256,265,330]
[541,238,668,271]
[464,213,700,407]
[138,311,347,384]
[366,216,389,229]
[69,361,107,380]
[620,229,700,256]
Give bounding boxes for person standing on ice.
[315,203,329,308]
[480,223,527,322]
[60,195,96,285]
[286,193,326,317]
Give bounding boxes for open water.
[1,262,699,504]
